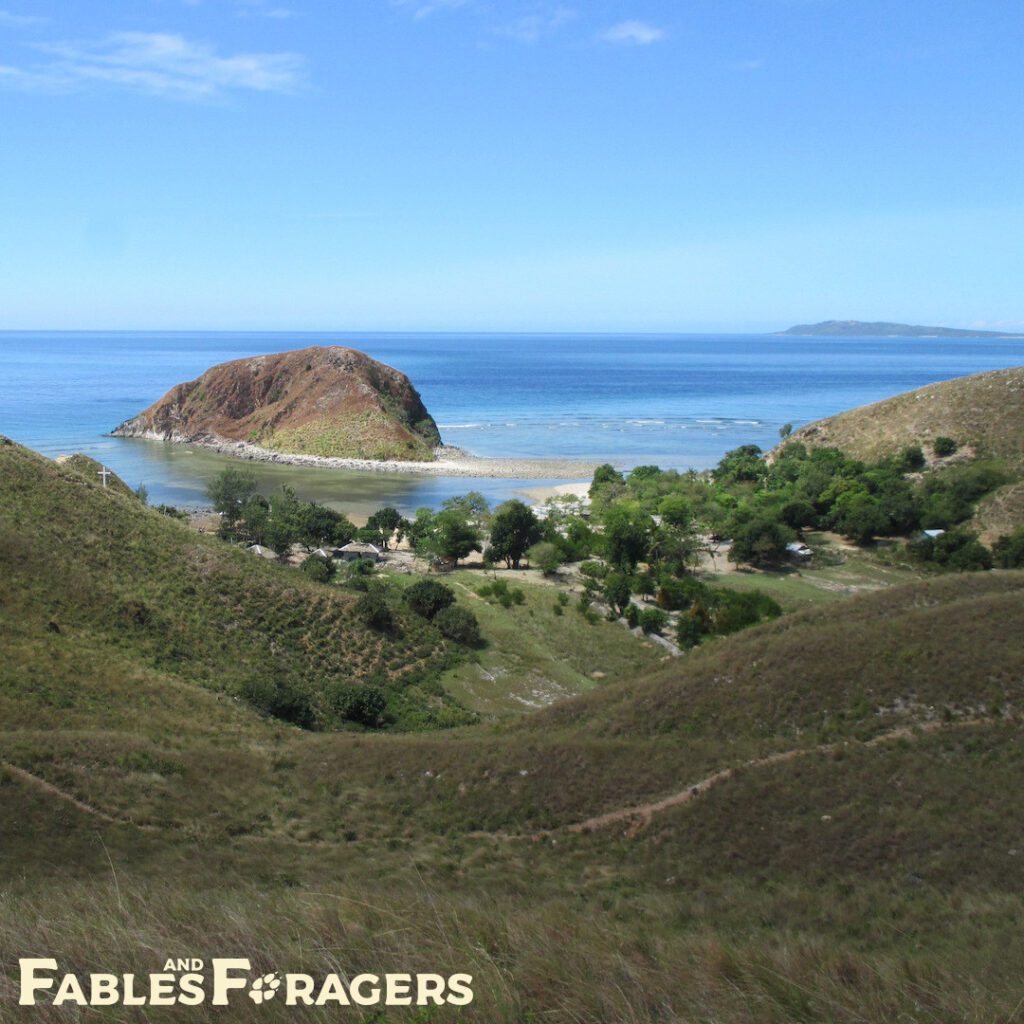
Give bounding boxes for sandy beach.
[133,433,599,481]
[515,480,593,504]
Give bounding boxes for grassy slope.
[429,572,665,715]
[788,365,1024,468]
[0,436,472,732]
[5,437,1024,1020]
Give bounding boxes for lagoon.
[2,330,1022,514]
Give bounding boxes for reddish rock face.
[113,346,442,462]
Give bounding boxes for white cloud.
[392,0,470,19]
[729,58,765,71]
[602,20,666,46]
[494,6,575,43]
[234,0,297,18]
[0,9,48,27]
[0,32,305,100]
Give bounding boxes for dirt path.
[567,718,990,837]
[1,761,159,831]
[470,718,994,843]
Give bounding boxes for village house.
[338,541,383,563]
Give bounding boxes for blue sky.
[0,0,1021,332]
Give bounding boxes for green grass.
[0,438,469,731]
[422,571,664,716]
[5,435,1024,1021]
[704,542,923,612]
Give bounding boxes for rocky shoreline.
[114,430,599,480]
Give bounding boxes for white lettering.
[417,973,447,1006]
[447,973,474,1006]
[19,959,57,1006]
[211,959,251,1006]
[287,974,315,1005]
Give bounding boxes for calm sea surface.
[2,331,1022,513]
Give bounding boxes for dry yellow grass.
[787,366,1024,468]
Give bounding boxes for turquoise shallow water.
[2,331,1022,513]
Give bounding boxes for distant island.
[777,320,1024,339]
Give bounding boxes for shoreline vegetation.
[117,431,600,481]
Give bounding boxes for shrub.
[910,530,993,572]
[300,553,335,583]
[676,614,706,649]
[898,445,926,472]
[404,579,455,619]
[933,436,958,457]
[154,504,188,521]
[638,608,669,635]
[579,560,609,580]
[326,682,387,727]
[356,588,393,631]
[434,606,481,645]
[993,527,1024,569]
[240,677,315,729]
[624,604,640,629]
[712,589,783,635]
[510,587,526,606]
[603,573,632,615]
[527,541,562,575]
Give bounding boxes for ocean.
[2,330,1022,514]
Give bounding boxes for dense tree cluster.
[207,468,357,552]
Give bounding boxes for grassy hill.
[112,345,443,461]
[786,367,1024,542]
[787,366,1024,469]
[4,435,1024,1021]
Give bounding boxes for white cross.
[97,467,112,488]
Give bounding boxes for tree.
[657,494,692,529]
[993,527,1024,569]
[422,510,482,566]
[779,423,793,440]
[601,503,653,572]
[404,508,437,552]
[206,467,258,523]
[433,605,481,646]
[898,445,926,472]
[676,614,707,650]
[603,573,632,616]
[441,491,491,526]
[832,490,889,544]
[238,495,270,544]
[404,579,456,619]
[300,553,335,583]
[911,529,993,572]
[366,506,403,549]
[638,608,668,635]
[487,500,542,569]
[326,682,387,726]
[264,485,303,552]
[648,523,701,576]
[728,516,793,567]
[714,445,765,485]
[295,502,353,549]
[527,541,562,575]
[589,463,624,498]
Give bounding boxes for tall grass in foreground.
[2,877,1022,1023]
